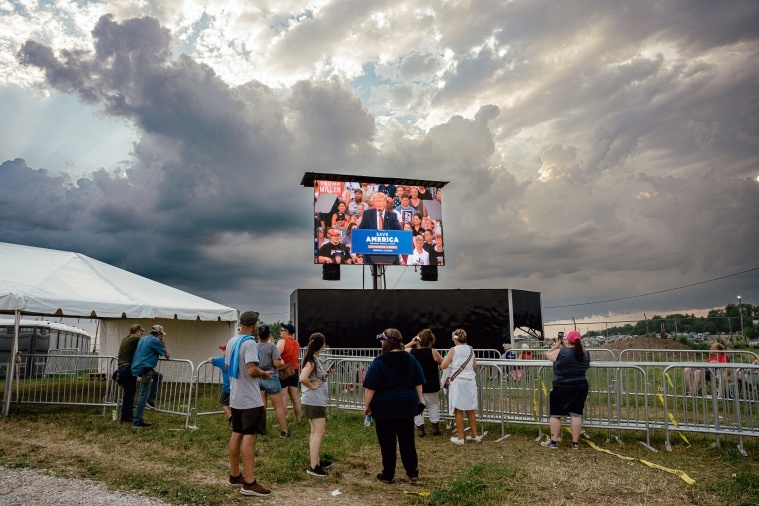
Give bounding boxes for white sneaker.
[450,436,465,445]
[466,435,483,442]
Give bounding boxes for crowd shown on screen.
[315,183,444,266]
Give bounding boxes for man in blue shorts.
[224,310,273,497]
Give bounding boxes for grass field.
[1,403,758,505]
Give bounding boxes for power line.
[544,267,759,309]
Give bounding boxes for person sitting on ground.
[509,343,533,380]
[684,342,730,397]
[737,359,759,392]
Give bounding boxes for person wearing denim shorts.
[257,325,289,437]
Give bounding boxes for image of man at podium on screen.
[358,192,403,265]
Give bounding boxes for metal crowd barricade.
[327,357,372,414]
[323,348,380,358]
[43,349,81,376]
[192,359,226,427]
[8,353,119,410]
[587,348,617,362]
[661,362,759,455]
[620,349,759,364]
[149,358,196,428]
[473,359,652,445]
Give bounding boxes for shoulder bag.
[277,338,296,380]
[443,346,473,390]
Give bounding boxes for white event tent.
[0,241,239,415]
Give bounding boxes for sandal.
[541,439,558,449]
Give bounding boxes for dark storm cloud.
[9,14,375,303]
[4,4,759,321]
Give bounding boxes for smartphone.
[558,331,565,341]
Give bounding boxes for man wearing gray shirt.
[224,311,273,497]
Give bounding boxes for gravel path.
[0,467,174,506]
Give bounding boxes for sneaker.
[319,459,333,470]
[466,435,483,442]
[307,465,327,477]
[450,436,465,445]
[571,442,580,450]
[541,439,559,449]
[145,402,156,410]
[280,431,290,438]
[239,480,271,497]
[376,473,393,484]
[409,473,419,483]
[226,474,245,488]
[132,421,152,428]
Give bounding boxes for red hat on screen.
[219,345,226,351]
[566,330,582,344]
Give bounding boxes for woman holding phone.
[542,330,590,450]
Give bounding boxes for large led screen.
[314,179,445,266]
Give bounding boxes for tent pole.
[2,310,20,416]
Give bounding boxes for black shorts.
[280,369,300,389]
[230,406,267,435]
[303,404,326,420]
[549,381,589,418]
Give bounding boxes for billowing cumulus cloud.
[1,1,758,323]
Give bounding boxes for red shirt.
[707,353,729,364]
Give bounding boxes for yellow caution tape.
[583,439,695,485]
[658,373,690,446]
[639,459,696,485]
[403,490,431,497]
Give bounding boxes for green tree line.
[585,302,757,341]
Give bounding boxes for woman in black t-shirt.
[363,328,425,484]
[405,329,443,437]
[542,330,590,450]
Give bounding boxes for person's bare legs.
[549,416,562,442]
[465,410,479,438]
[693,369,703,394]
[309,417,326,468]
[684,367,693,393]
[229,432,242,477]
[570,415,583,443]
[454,409,465,439]
[286,386,302,424]
[240,434,257,483]
[271,390,289,432]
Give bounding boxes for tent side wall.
[102,319,236,379]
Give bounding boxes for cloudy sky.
[2,0,758,328]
